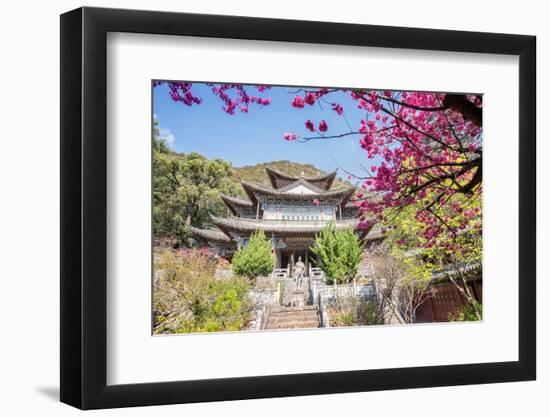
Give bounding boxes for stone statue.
[294,256,305,289]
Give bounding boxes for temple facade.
[190,167,383,276]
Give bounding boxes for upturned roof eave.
[220,194,253,207]
[265,166,337,190]
[210,215,360,235]
[220,194,254,216]
[240,180,355,202]
[189,225,233,243]
[277,178,327,194]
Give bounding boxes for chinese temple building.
[190,167,383,276]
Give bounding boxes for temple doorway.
[279,249,316,277]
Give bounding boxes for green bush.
[449,300,482,322]
[312,223,364,284]
[232,230,275,279]
[153,249,253,334]
[209,281,252,331]
[330,297,383,327]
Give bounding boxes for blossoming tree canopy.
[280,88,482,241]
[155,82,482,243]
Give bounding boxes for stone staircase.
[262,276,320,330]
[263,305,320,330]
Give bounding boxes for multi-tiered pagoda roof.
[191,167,383,258]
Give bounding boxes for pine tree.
[312,223,363,284]
[232,231,275,279]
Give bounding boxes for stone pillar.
[286,253,290,277]
[290,251,295,277]
[305,249,309,278]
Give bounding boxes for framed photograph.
[60,6,536,410]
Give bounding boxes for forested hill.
[232,160,350,188]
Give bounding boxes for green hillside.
[232,160,350,189]
[167,151,349,189]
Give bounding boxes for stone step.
[267,315,318,325]
[267,311,317,318]
[266,317,319,327]
[265,320,320,329]
[269,308,317,314]
[269,305,317,313]
[268,309,318,316]
[264,306,320,330]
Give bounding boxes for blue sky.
[153,82,378,182]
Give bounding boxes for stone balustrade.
[249,288,279,306]
[311,280,375,304]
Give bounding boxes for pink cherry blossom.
[304,92,316,105]
[305,120,315,132]
[331,103,344,115]
[283,132,297,141]
[318,120,328,132]
[291,95,305,108]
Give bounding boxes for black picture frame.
[60,6,536,410]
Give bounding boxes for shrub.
[153,249,253,334]
[449,300,482,322]
[369,245,434,324]
[312,223,364,284]
[209,280,252,331]
[330,296,383,327]
[232,230,275,279]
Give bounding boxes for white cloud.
[159,127,175,148]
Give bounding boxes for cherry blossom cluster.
[286,89,343,138]
[155,81,272,114]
